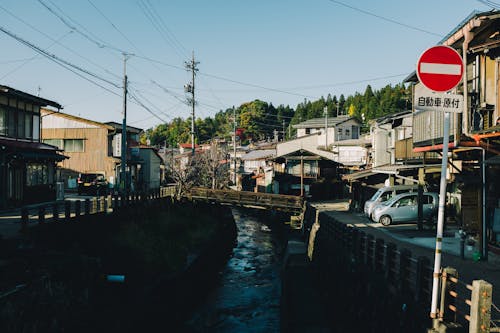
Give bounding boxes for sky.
[0,0,497,131]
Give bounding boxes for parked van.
[364,184,422,219]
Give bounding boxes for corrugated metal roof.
[240,149,276,161]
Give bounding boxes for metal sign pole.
[430,111,450,320]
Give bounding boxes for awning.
[13,151,67,161]
[342,163,442,182]
[0,138,67,161]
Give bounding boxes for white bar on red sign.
[420,63,462,75]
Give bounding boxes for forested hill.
[143,83,411,147]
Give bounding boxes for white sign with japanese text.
[414,92,463,113]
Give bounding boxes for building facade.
[0,86,65,208]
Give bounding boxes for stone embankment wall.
[282,204,432,333]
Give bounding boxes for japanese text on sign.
[414,92,463,113]
[417,96,460,109]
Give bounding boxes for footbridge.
[188,187,305,215]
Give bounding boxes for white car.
[371,192,439,226]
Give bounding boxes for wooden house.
[41,111,145,193]
[0,85,66,208]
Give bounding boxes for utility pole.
[121,53,130,196]
[184,51,199,156]
[324,106,328,149]
[282,119,285,141]
[233,106,237,185]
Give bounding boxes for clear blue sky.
[0,0,495,130]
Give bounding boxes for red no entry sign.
[416,45,463,92]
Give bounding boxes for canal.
[184,208,286,332]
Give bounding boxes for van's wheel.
[380,215,392,226]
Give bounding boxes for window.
[43,139,64,149]
[423,194,434,205]
[352,126,359,139]
[17,110,25,139]
[346,129,350,137]
[43,138,84,152]
[25,113,33,139]
[305,128,311,134]
[26,163,49,186]
[64,139,84,152]
[396,195,417,207]
[33,115,40,140]
[8,111,16,137]
[0,107,6,135]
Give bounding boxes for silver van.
[364,184,421,219]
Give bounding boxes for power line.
[86,0,140,52]
[0,25,121,94]
[475,0,500,8]
[38,0,125,53]
[137,0,187,60]
[199,72,318,100]
[0,30,72,80]
[285,73,410,90]
[128,90,168,123]
[0,3,122,81]
[326,0,444,38]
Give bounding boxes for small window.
[380,192,392,202]
[0,107,6,135]
[423,195,434,204]
[346,129,350,137]
[43,139,64,149]
[64,139,84,152]
[305,128,311,134]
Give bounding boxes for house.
[240,149,275,192]
[0,85,66,208]
[404,10,500,247]
[274,134,341,198]
[41,110,119,188]
[41,111,146,194]
[293,115,361,148]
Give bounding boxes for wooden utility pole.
[324,106,328,149]
[185,51,199,156]
[233,106,237,185]
[121,53,130,195]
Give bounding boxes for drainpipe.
[462,28,474,137]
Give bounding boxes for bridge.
[187,187,305,213]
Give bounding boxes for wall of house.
[139,149,161,191]
[42,127,118,184]
[337,146,367,166]
[243,159,267,173]
[371,124,392,167]
[312,119,361,146]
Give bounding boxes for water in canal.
[184,208,285,332]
